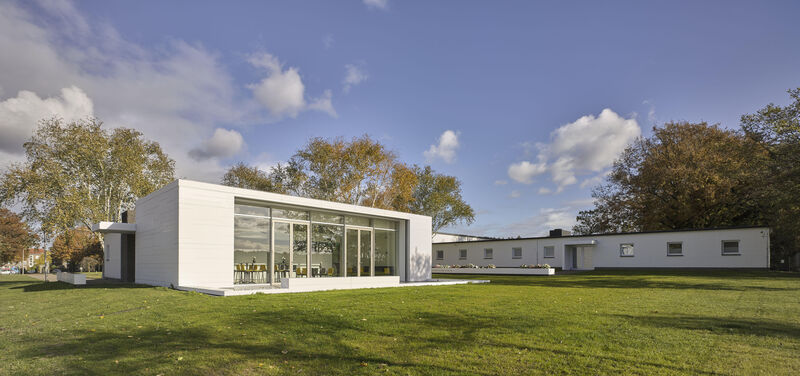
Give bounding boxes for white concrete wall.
[102,233,121,279]
[433,227,770,269]
[133,181,179,287]
[407,214,433,281]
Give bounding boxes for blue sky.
[1,0,799,236]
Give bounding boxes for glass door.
[293,223,309,277]
[273,222,291,283]
[345,228,373,276]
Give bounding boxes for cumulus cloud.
[508,109,640,192]
[363,0,389,10]
[424,130,460,163]
[248,52,337,119]
[0,86,93,153]
[189,128,244,161]
[507,160,547,184]
[343,63,368,93]
[538,187,552,195]
[0,1,247,181]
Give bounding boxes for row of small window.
[619,240,741,257]
[435,246,557,261]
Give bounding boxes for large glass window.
[346,229,359,276]
[312,224,343,277]
[293,223,308,277]
[274,222,291,282]
[360,230,372,276]
[374,229,396,276]
[234,209,270,285]
[273,208,309,221]
[345,216,370,227]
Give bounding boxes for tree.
[0,208,38,263]
[404,166,475,234]
[50,227,102,272]
[0,118,175,241]
[222,135,475,233]
[740,88,800,265]
[573,122,767,234]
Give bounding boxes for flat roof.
[432,225,769,245]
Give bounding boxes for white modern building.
[433,227,770,270]
[93,180,434,295]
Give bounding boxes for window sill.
[620,255,634,257]
[543,256,555,259]
[722,253,741,256]
[512,257,522,259]
[666,254,683,257]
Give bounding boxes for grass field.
[1,270,798,375]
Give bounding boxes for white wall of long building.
[433,227,770,269]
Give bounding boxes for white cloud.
[424,130,460,164]
[0,1,249,181]
[189,128,244,161]
[343,63,368,93]
[248,52,337,119]
[503,207,576,237]
[494,180,508,186]
[509,109,640,192]
[538,187,552,195]
[0,86,93,153]
[363,0,389,10]
[508,160,547,184]
[509,190,521,199]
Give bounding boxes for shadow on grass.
[435,269,800,292]
[612,313,800,340]
[1,279,149,293]
[15,308,507,376]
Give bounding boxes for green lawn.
[0,270,798,375]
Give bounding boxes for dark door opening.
[121,234,135,282]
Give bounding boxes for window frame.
[721,240,740,255]
[435,250,444,261]
[484,248,493,259]
[667,241,683,256]
[619,243,635,257]
[543,245,555,258]
[512,247,522,259]
[459,249,467,260]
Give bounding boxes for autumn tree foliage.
[222,135,475,233]
[0,118,175,241]
[51,227,102,272]
[0,208,38,263]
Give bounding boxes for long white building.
[433,227,770,270]
[94,180,433,295]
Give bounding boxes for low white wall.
[56,271,86,285]
[433,227,770,269]
[280,276,400,292]
[433,268,554,275]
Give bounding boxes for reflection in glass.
[234,204,270,217]
[373,219,396,230]
[311,212,343,224]
[312,224,343,277]
[234,216,270,284]
[360,230,372,276]
[272,208,309,220]
[345,216,370,227]
[274,222,291,283]
[293,223,308,277]
[374,230,396,276]
[346,229,358,276]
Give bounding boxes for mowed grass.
[0,270,798,375]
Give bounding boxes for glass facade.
[233,202,399,285]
